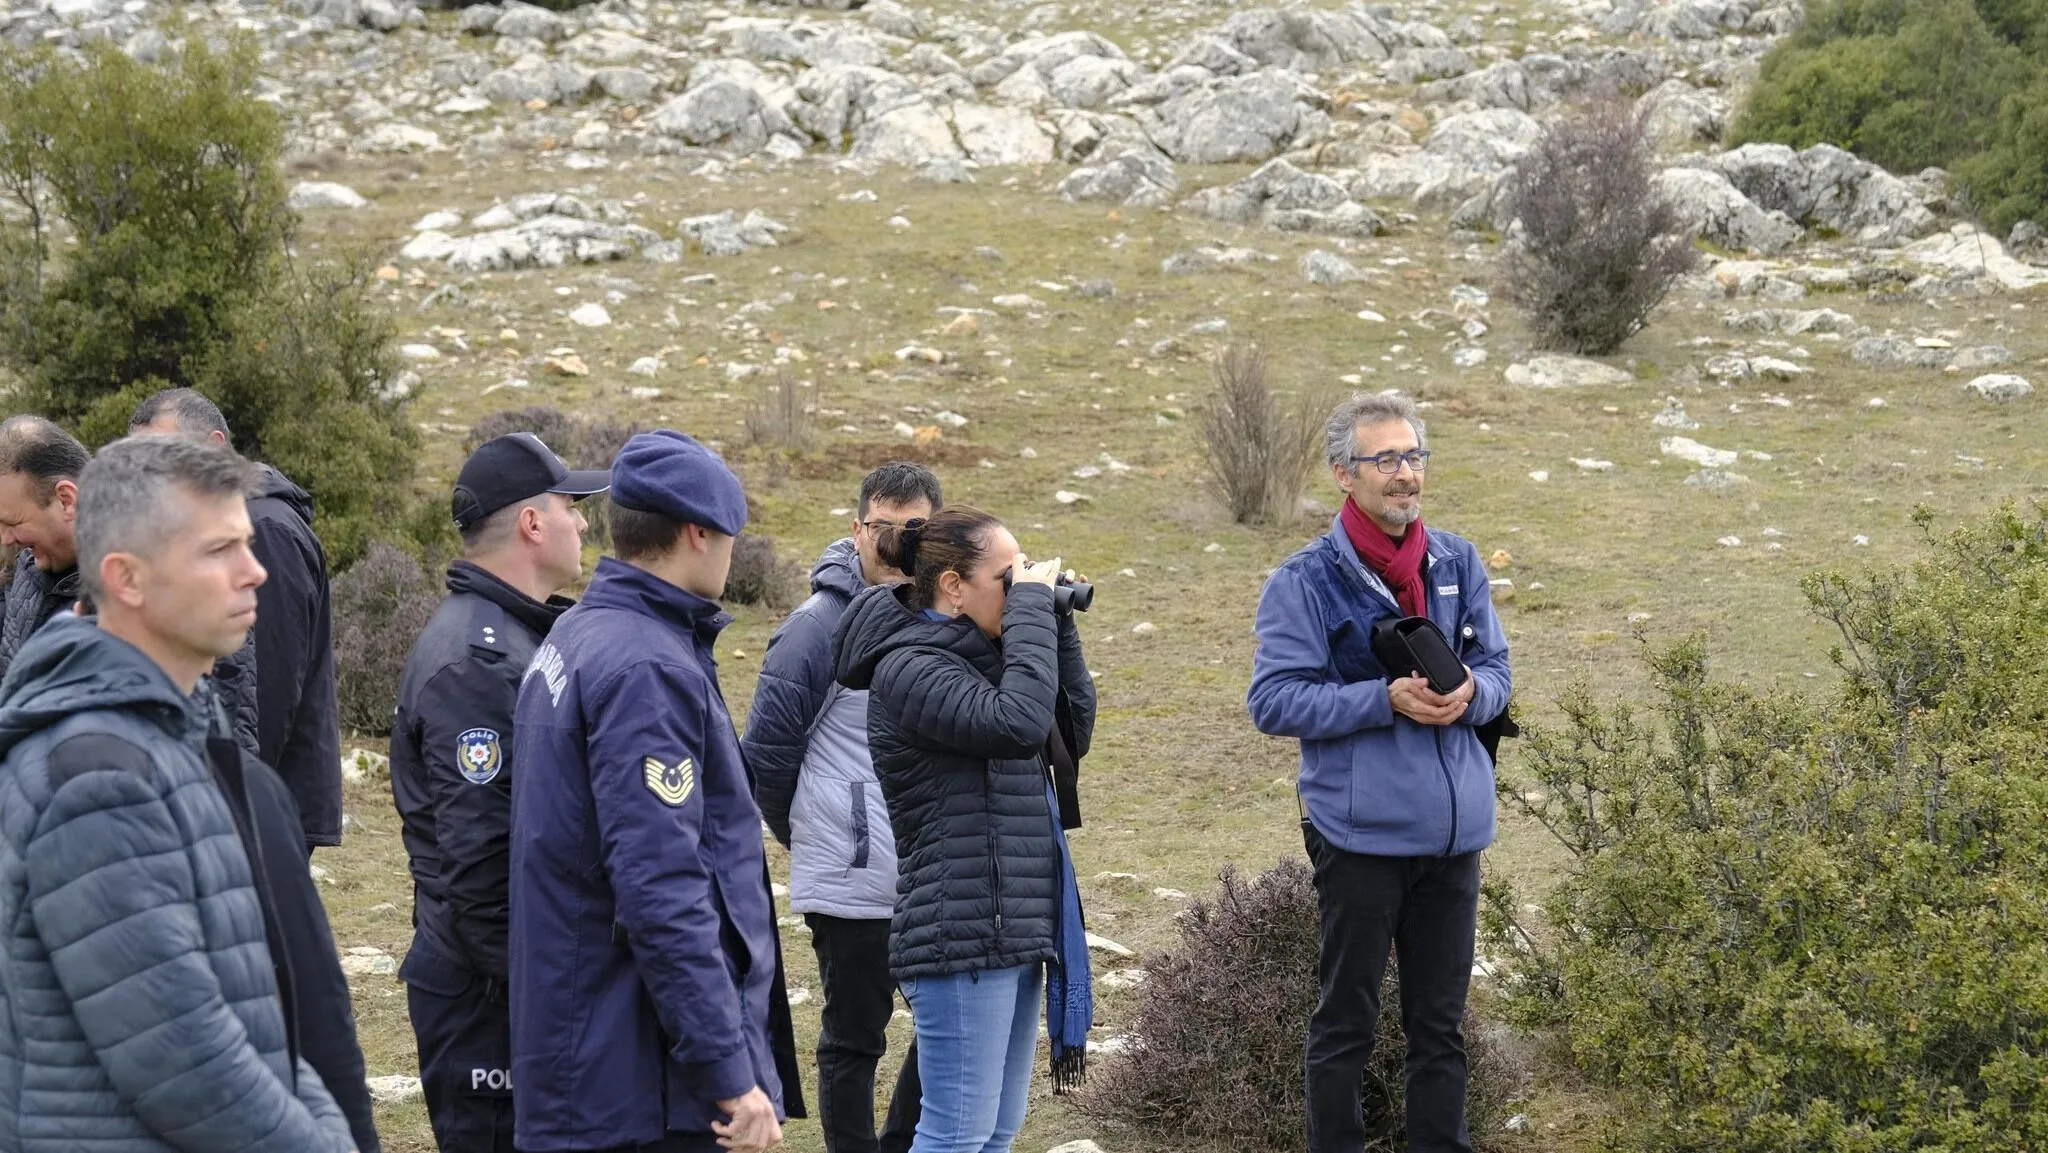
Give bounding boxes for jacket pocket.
[848,781,871,871]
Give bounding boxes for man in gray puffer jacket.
[744,462,940,1153]
[0,435,356,1153]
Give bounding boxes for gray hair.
[77,436,259,600]
[129,387,233,446]
[1324,392,1427,469]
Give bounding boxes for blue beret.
[609,430,748,536]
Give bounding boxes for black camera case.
[1369,615,1468,695]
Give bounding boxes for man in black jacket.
[392,433,607,1153]
[130,389,344,852]
[0,416,89,685]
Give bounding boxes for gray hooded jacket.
[742,539,899,920]
[0,614,354,1153]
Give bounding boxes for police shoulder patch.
[644,756,695,807]
[457,728,503,784]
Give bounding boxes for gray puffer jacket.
[0,614,355,1153]
[743,539,899,920]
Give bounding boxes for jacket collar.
[579,555,732,645]
[446,559,573,639]
[1321,514,1440,613]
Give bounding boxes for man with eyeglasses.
[743,462,941,1153]
[1247,393,1512,1153]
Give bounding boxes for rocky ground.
[10,0,2048,1149]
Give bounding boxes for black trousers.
[806,913,921,1153]
[1302,822,1481,1153]
[407,978,515,1153]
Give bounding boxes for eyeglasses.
[1351,449,1432,474]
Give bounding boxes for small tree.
[1500,98,1697,355]
[0,39,413,566]
[1200,344,1328,525]
[1486,502,2048,1151]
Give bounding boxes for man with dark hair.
[0,435,356,1153]
[511,430,803,1153]
[0,416,89,683]
[744,462,940,1153]
[392,433,607,1153]
[131,388,343,852]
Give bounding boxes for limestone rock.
[1964,374,2033,401]
[288,181,368,210]
[1506,356,1635,389]
[1057,150,1179,208]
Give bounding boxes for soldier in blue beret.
[509,430,805,1153]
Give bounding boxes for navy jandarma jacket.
[508,557,787,1151]
[1249,518,1512,858]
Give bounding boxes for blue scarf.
[1044,780,1092,1092]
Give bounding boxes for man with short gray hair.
[0,415,89,684]
[131,388,343,852]
[0,435,357,1153]
[1248,392,1513,1153]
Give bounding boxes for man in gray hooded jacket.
[744,462,940,1153]
[0,435,355,1153]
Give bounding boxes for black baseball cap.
[452,433,611,531]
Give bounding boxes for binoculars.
[1001,570,1095,614]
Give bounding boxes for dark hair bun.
[875,516,927,573]
[896,517,926,571]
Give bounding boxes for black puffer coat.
[834,580,1095,981]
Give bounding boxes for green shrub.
[1733,0,2048,231]
[0,39,414,567]
[1485,503,2048,1152]
[1080,859,1526,1151]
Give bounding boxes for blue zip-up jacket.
[1248,517,1512,858]
[509,558,787,1151]
[0,614,354,1153]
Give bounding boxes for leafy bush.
[1081,859,1525,1151]
[1200,345,1328,525]
[332,542,442,736]
[1501,98,1697,355]
[1485,502,2048,1152]
[0,39,414,567]
[723,535,804,610]
[1733,0,2048,232]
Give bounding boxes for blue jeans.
[899,964,1043,1153]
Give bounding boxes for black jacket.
[392,561,570,985]
[215,466,343,848]
[834,581,1096,981]
[0,551,79,686]
[240,744,382,1153]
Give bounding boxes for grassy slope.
[300,146,2048,1153]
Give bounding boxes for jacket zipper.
[1435,726,1458,857]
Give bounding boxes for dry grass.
[296,140,2048,1153]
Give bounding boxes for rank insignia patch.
[458,728,503,784]
[644,756,695,807]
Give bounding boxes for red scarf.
[1341,497,1429,617]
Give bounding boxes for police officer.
[510,430,804,1153]
[392,433,610,1153]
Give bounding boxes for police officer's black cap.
[452,433,611,531]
